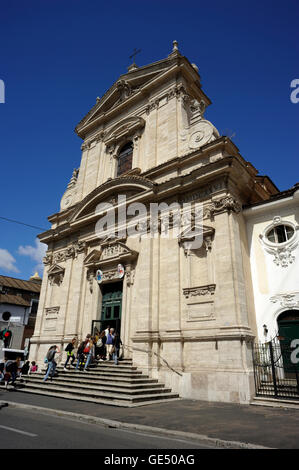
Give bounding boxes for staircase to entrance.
[12,359,180,407]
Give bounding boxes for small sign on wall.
[96,269,103,284]
[117,264,124,279]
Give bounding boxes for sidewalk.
[1,388,299,449]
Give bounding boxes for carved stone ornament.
[270,293,299,309]
[183,284,216,299]
[273,248,295,268]
[45,306,60,316]
[43,253,53,265]
[50,241,87,265]
[125,264,135,286]
[48,264,65,286]
[204,196,242,219]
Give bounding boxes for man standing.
[106,328,115,361]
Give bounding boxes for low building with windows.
[0,273,41,352]
[244,183,299,344]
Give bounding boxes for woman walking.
[43,345,60,382]
[64,337,77,370]
[84,337,95,371]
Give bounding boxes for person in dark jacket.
[20,360,30,376]
[43,345,60,382]
[64,337,77,370]
[112,332,122,365]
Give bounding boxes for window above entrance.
[117,142,133,176]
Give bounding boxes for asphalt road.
[0,405,215,450]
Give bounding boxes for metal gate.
[253,336,299,400]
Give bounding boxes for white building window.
[266,224,295,244]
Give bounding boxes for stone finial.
[172,40,179,52]
[67,168,79,188]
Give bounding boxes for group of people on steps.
[43,326,122,382]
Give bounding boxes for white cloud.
[18,239,47,276]
[0,249,20,273]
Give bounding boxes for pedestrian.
[29,361,38,374]
[64,337,77,371]
[106,328,115,361]
[4,357,21,388]
[84,337,95,371]
[0,359,5,382]
[97,331,106,361]
[104,325,110,337]
[20,360,30,376]
[112,331,122,365]
[43,345,60,382]
[75,340,87,371]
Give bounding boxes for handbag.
[96,338,103,347]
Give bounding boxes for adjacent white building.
[244,183,299,344]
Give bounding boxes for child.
[30,361,38,374]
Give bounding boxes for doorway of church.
[99,281,123,334]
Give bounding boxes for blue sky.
[0,0,298,279]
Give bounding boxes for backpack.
[47,349,56,362]
[5,360,14,372]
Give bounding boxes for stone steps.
[251,396,299,409]
[23,374,161,389]
[12,359,180,407]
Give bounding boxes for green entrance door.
[100,282,123,334]
[278,310,299,375]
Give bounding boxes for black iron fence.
[253,337,299,400]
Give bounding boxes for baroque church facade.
[30,42,279,404]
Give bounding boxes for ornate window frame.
[259,216,299,267]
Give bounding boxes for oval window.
[266,224,295,244]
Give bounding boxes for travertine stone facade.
[31,43,278,404]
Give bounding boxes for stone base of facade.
[131,338,255,405]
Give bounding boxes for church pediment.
[47,264,65,275]
[178,224,215,253]
[47,264,65,286]
[83,249,102,267]
[75,56,186,137]
[84,242,138,269]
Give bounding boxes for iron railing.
[253,336,299,400]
